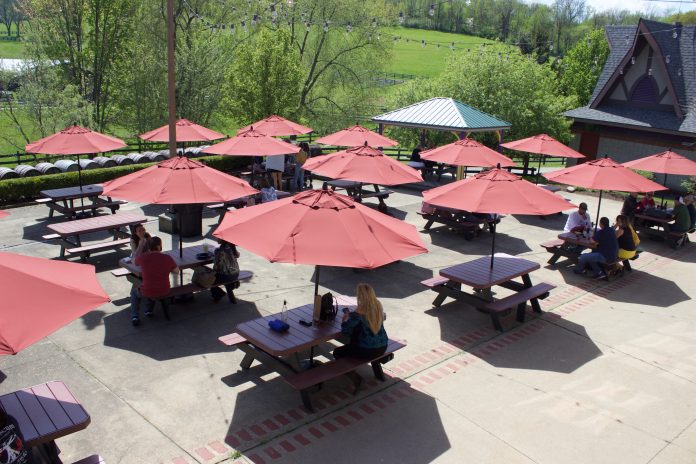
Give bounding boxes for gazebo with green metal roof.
[371,97,511,145]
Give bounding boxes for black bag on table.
[320,292,338,322]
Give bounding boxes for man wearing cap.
[564,202,592,234]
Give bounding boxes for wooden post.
[166,0,177,160]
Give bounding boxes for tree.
[222,28,302,123]
[553,0,586,53]
[558,28,609,105]
[0,0,19,36]
[388,47,576,147]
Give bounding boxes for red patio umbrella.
[501,133,585,184]
[544,156,668,228]
[213,188,427,294]
[139,118,225,142]
[623,150,696,204]
[201,127,300,156]
[0,252,110,355]
[420,138,515,170]
[237,115,313,137]
[25,126,128,205]
[102,156,258,257]
[423,167,574,267]
[302,143,423,185]
[315,125,398,148]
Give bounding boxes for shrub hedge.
[0,155,248,206]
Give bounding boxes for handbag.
[192,267,216,289]
[319,292,338,322]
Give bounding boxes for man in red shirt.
[130,236,178,326]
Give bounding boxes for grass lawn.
[382,27,497,77]
[0,39,26,59]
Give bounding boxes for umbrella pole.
[314,265,320,295]
[178,207,183,285]
[662,173,668,207]
[595,190,603,232]
[76,154,86,215]
[489,220,497,269]
[535,155,543,185]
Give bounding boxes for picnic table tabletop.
[439,253,540,289]
[40,184,104,201]
[47,212,147,237]
[539,184,562,193]
[119,244,216,275]
[634,212,674,224]
[558,232,596,248]
[236,295,357,357]
[0,380,90,447]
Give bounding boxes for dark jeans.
[130,286,154,319]
[333,344,387,360]
[210,272,239,302]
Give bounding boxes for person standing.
[293,142,309,192]
[574,217,618,279]
[130,236,179,326]
[265,154,285,190]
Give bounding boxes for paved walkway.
[1,183,695,464]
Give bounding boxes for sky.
[530,0,695,14]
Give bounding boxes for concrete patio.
[1,183,695,464]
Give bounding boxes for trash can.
[171,204,203,237]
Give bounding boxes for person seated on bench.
[636,191,655,215]
[670,198,691,234]
[130,236,179,327]
[0,408,35,464]
[564,202,592,234]
[210,239,241,303]
[573,217,618,279]
[614,215,637,270]
[260,178,278,203]
[129,224,151,259]
[685,194,696,231]
[621,192,639,222]
[334,283,388,361]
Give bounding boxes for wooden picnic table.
[0,380,90,463]
[38,184,126,219]
[235,295,357,376]
[206,190,292,224]
[633,213,689,248]
[543,232,595,265]
[418,202,498,239]
[119,244,216,276]
[46,212,147,261]
[327,180,393,213]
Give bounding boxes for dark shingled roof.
[567,19,696,136]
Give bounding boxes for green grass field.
[0,39,26,59]
[382,27,495,77]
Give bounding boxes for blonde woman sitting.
[334,283,388,360]
[614,214,638,271]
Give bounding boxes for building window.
[630,76,658,103]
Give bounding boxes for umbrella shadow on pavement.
[513,212,568,230]
[471,313,603,374]
[316,261,435,299]
[102,297,263,361]
[426,227,532,256]
[81,309,107,330]
[227,381,451,464]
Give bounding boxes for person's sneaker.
[131,317,141,327]
[144,310,154,318]
[594,272,607,280]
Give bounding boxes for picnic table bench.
[422,253,554,331]
[0,380,91,463]
[206,190,291,224]
[544,232,633,279]
[418,202,498,239]
[328,180,393,213]
[219,297,405,411]
[634,213,690,249]
[44,212,147,262]
[38,184,127,220]
[118,245,253,317]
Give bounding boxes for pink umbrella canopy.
[102,156,258,204]
[201,127,300,156]
[214,188,427,269]
[420,138,515,167]
[237,115,313,137]
[423,168,574,215]
[139,118,225,143]
[303,143,423,185]
[1,252,110,355]
[622,150,696,176]
[25,125,127,155]
[544,156,668,192]
[500,134,585,159]
[315,125,398,148]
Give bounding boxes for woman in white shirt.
[265,154,285,190]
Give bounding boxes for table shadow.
[315,261,435,299]
[102,297,263,361]
[513,212,568,230]
[427,226,532,256]
[227,381,451,464]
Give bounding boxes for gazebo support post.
[456,131,467,180]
